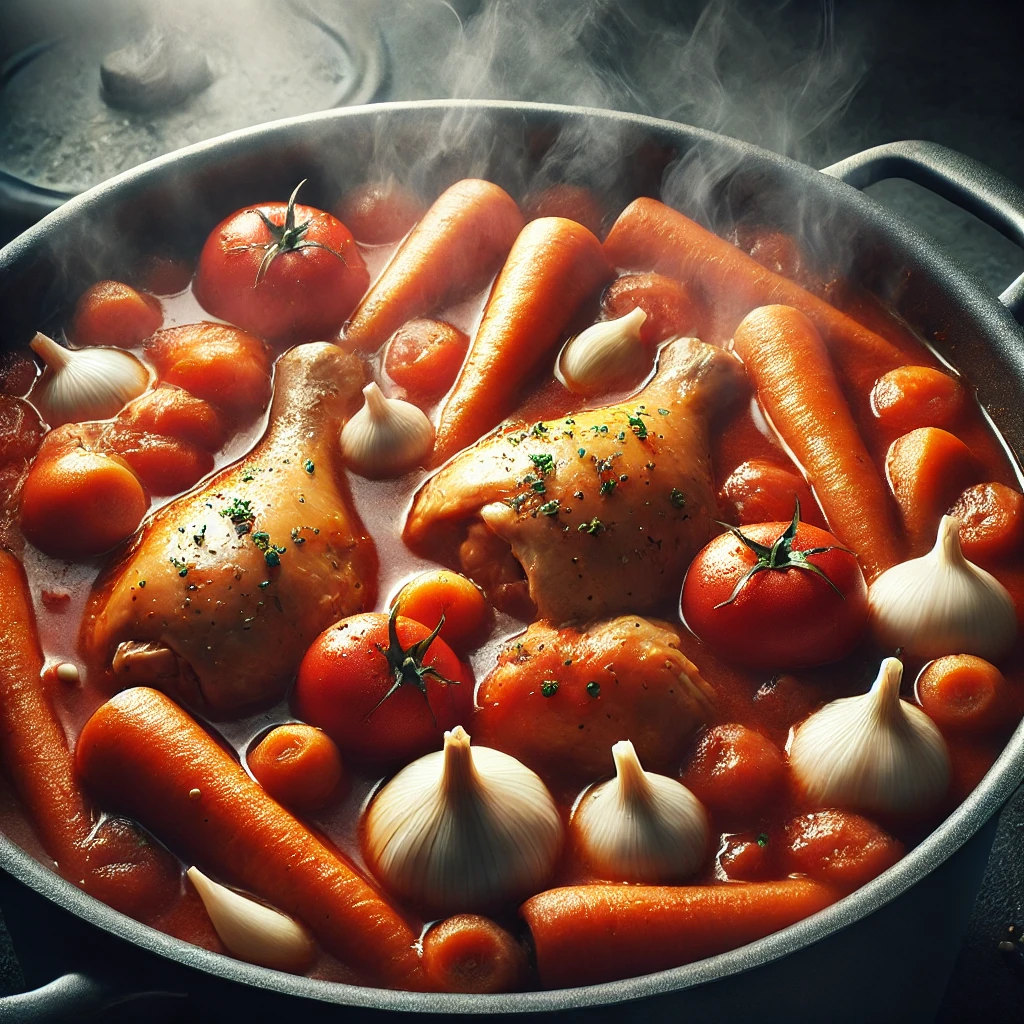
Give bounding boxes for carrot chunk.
[732,304,902,579]
[950,482,1024,566]
[383,319,469,402]
[870,365,965,437]
[248,723,346,812]
[885,428,980,554]
[338,179,425,245]
[718,458,826,529]
[601,271,702,344]
[69,280,163,349]
[422,914,527,994]
[916,655,1015,736]
[521,880,838,988]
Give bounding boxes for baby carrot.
[950,482,1024,567]
[603,198,906,378]
[0,552,174,916]
[344,179,524,353]
[76,687,425,990]
[521,880,838,989]
[733,305,903,579]
[422,914,527,994]
[433,216,611,461]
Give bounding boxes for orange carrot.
[76,687,425,990]
[0,552,175,917]
[732,305,902,578]
[345,179,524,353]
[247,723,346,812]
[916,655,1014,736]
[434,216,611,461]
[951,482,1024,566]
[886,427,980,554]
[603,198,906,379]
[870,365,965,439]
[422,914,527,994]
[521,880,838,989]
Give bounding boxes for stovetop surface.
[0,0,1022,1019]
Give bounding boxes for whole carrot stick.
[603,197,906,378]
[0,551,175,917]
[344,179,524,353]
[433,216,611,462]
[521,880,839,989]
[75,686,425,990]
[733,305,903,578]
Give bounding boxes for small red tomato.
[194,181,369,344]
[69,280,163,349]
[681,509,867,669]
[384,319,469,401]
[292,607,473,765]
[338,180,425,245]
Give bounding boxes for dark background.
[0,0,1022,1019]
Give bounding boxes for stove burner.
[0,0,384,202]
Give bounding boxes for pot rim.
[1,97,1022,1013]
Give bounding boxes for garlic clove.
[571,739,709,883]
[363,725,563,914]
[29,332,149,427]
[869,514,1017,661]
[789,657,950,816]
[555,307,651,395]
[340,381,434,479]
[187,866,315,973]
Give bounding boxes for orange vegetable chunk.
[248,723,346,811]
[601,271,702,344]
[69,280,163,349]
[422,914,527,994]
[916,655,1014,736]
[950,482,1024,566]
[718,458,826,529]
[392,569,492,650]
[383,319,469,402]
[871,365,965,437]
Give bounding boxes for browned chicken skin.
[404,338,745,623]
[474,615,714,781]
[80,343,376,716]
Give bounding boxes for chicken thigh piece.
[404,337,744,623]
[81,343,376,717]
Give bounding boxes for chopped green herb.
[138,580,146,589]
[169,557,189,577]
[600,479,617,496]
[531,480,547,494]
[616,430,626,441]
[303,459,315,474]
[531,422,549,437]
[658,408,669,415]
[564,417,576,425]
[578,517,605,535]
[529,452,555,476]
[220,498,255,524]
[538,500,560,517]
[242,473,255,482]
[756,833,770,848]
[541,680,559,698]
[586,681,601,697]
[507,493,529,513]
[627,411,650,439]
[258,580,270,589]
[290,527,307,544]
[670,488,686,509]
[264,549,282,568]
[578,447,586,458]
[193,524,207,545]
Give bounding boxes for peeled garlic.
[340,382,434,478]
[29,332,148,427]
[363,725,563,913]
[556,306,650,395]
[789,657,949,816]
[187,866,315,972]
[869,515,1017,661]
[572,739,709,883]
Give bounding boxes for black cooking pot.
[0,100,1023,1024]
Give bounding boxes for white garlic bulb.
[556,306,650,395]
[869,515,1017,661]
[571,740,709,883]
[363,725,563,913]
[340,382,434,478]
[789,657,950,816]
[29,332,148,427]
[187,866,315,972]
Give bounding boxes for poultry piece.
[404,337,744,623]
[474,616,714,781]
[81,343,376,717]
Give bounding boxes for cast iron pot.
[0,100,1023,1023]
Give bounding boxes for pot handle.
[0,971,181,1022]
[820,140,1024,321]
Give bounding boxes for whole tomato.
[194,181,369,344]
[292,607,473,765]
[681,506,867,669]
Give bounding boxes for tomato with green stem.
[292,606,473,765]
[681,503,868,669]
[194,180,369,344]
